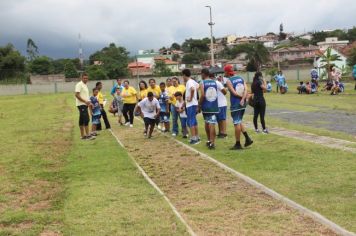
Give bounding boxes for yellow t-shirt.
[147,85,161,98]
[97,91,104,105]
[168,84,186,105]
[75,81,89,106]
[139,89,148,100]
[122,86,137,104]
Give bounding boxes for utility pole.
[206,6,215,67]
[78,33,84,71]
[136,55,139,90]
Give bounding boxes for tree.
[347,47,356,67]
[229,43,270,71]
[64,61,79,78]
[89,43,129,79]
[181,49,209,64]
[153,61,173,76]
[26,38,39,61]
[181,38,210,53]
[347,27,356,42]
[171,42,181,50]
[0,44,26,80]
[279,23,287,41]
[29,56,53,75]
[320,48,342,79]
[86,65,108,80]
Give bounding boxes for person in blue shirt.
[198,68,219,149]
[89,88,101,136]
[274,70,287,93]
[353,64,356,90]
[158,82,170,132]
[266,81,272,92]
[110,78,124,97]
[310,67,319,90]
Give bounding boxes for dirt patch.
[40,230,63,236]
[112,124,337,235]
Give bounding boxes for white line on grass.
[109,129,196,236]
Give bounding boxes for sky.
[0,0,355,58]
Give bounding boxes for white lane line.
[109,129,196,236]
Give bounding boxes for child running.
[135,92,161,138]
[158,82,170,132]
[89,88,101,137]
[174,92,188,138]
[112,87,124,125]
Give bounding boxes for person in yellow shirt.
[121,80,138,127]
[139,80,148,101]
[95,82,111,130]
[169,77,186,136]
[147,79,161,98]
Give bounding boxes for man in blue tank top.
[198,68,219,149]
[224,65,253,150]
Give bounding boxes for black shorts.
[144,117,156,127]
[77,105,89,126]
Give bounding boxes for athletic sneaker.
[217,133,227,139]
[125,122,130,126]
[182,135,188,139]
[189,139,200,145]
[208,143,215,150]
[262,129,269,134]
[81,135,95,141]
[230,144,243,150]
[255,129,261,133]
[244,138,253,147]
[157,125,162,130]
[143,131,147,136]
[172,133,177,137]
[206,140,211,147]
[129,124,133,128]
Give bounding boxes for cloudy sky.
[0,0,355,58]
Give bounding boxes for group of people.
[75,65,272,150]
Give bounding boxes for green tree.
[89,43,129,79]
[181,50,209,64]
[29,56,53,75]
[64,61,79,78]
[320,48,342,79]
[86,65,108,80]
[181,38,210,53]
[153,61,172,76]
[170,42,181,50]
[347,27,356,42]
[0,44,26,80]
[26,38,39,61]
[234,43,270,71]
[347,47,356,67]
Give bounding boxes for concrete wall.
[30,74,66,84]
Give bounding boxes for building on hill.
[271,45,319,63]
[154,56,180,72]
[128,62,152,77]
[317,37,349,50]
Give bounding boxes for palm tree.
[320,47,341,80]
[26,38,38,61]
[244,43,270,71]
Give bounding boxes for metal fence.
[0,69,313,96]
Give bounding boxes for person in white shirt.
[182,69,200,145]
[135,92,161,139]
[210,72,228,138]
[75,73,95,140]
[174,91,188,138]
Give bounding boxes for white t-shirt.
[138,97,160,119]
[216,80,227,108]
[185,78,199,108]
[75,81,89,106]
[175,100,187,118]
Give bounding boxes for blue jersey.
[266,83,272,92]
[311,69,319,79]
[158,91,169,112]
[111,84,124,95]
[202,79,218,113]
[352,65,356,80]
[90,96,101,116]
[229,76,246,112]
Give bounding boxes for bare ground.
[112,123,338,236]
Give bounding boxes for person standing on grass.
[274,70,285,93]
[158,82,170,132]
[89,88,101,136]
[139,80,148,101]
[199,68,219,149]
[135,92,161,138]
[169,77,186,136]
[251,72,268,134]
[111,78,124,97]
[95,82,111,130]
[210,72,228,138]
[109,87,124,125]
[183,69,200,145]
[225,65,253,150]
[121,80,138,127]
[147,78,161,98]
[75,73,95,140]
[175,91,188,138]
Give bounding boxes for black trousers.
[253,99,266,130]
[123,103,136,124]
[97,106,111,130]
[77,105,89,126]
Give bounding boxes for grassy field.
[0,93,187,235]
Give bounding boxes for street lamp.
[205,5,215,67]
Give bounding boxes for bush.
[86,65,108,80]
[64,61,79,78]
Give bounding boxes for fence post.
[297,68,300,81]
[54,82,58,93]
[24,83,28,95]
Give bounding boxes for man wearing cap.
[225,65,253,150]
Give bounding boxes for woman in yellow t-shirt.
[121,80,138,127]
[147,78,161,98]
[139,80,148,101]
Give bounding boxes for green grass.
[0,93,187,235]
[176,115,356,232]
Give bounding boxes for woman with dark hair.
[251,72,268,134]
[139,80,148,101]
[121,80,138,127]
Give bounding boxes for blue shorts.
[186,105,198,128]
[92,115,101,125]
[231,109,245,125]
[160,112,170,123]
[180,117,187,129]
[203,113,218,124]
[217,106,227,122]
